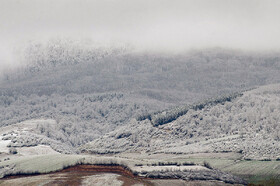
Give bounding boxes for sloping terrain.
[1,42,280,154]
[82,84,280,160]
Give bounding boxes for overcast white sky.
[0,0,280,68]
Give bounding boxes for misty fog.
[1,0,280,71]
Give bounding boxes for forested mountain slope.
[82,84,280,160]
[1,40,280,153]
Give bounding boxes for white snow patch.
[134,165,208,172]
[0,136,11,153]
[17,145,60,156]
[82,173,123,186]
[0,119,57,135]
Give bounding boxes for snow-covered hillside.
[1,45,280,156]
[82,84,280,160]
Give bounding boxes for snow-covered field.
[0,119,58,156]
[133,165,208,172]
[16,145,59,156]
[0,119,57,135]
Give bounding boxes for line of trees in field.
[137,92,243,126]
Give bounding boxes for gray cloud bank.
[0,0,280,69]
